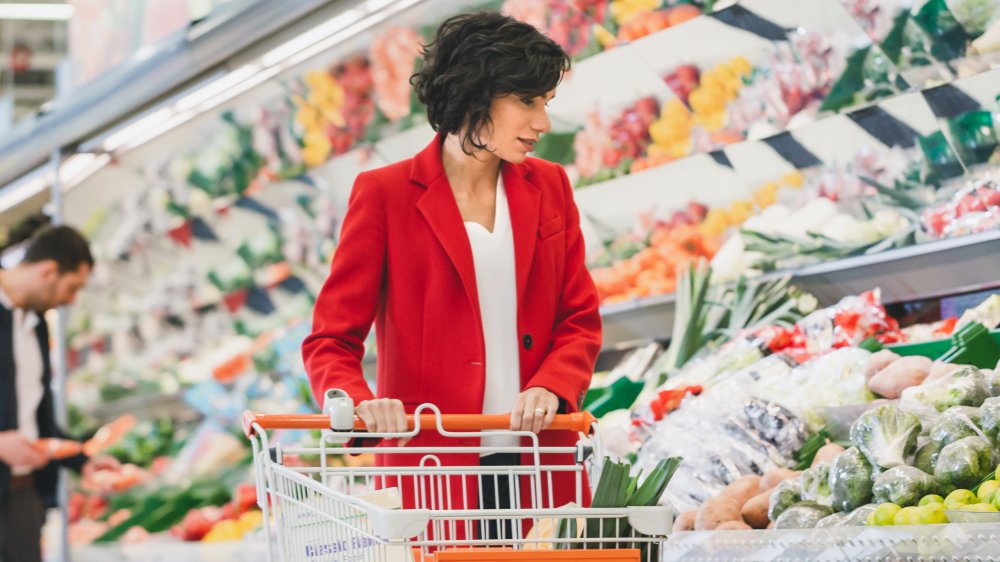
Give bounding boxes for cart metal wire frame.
[243,399,672,562]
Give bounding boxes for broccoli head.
[929,406,983,450]
[980,397,1000,445]
[913,442,939,475]
[872,466,936,507]
[829,446,874,512]
[901,366,990,413]
[935,435,995,493]
[850,404,922,469]
[768,476,803,522]
[773,501,834,529]
[800,462,833,507]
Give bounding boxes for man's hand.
[0,431,48,470]
[510,387,560,434]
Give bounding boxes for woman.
[302,11,601,518]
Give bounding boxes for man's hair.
[410,11,571,155]
[22,225,94,274]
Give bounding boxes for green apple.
[944,489,978,510]
[894,506,921,525]
[870,503,901,526]
[919,494,945,507]
[918,502,949,524]
[978,481,1000,504]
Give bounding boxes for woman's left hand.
[510,387,560,434]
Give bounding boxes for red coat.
[303,133,601,515]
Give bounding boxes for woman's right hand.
[356,398,409,443]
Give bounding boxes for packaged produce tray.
[661,523,1000,561]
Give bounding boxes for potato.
[811,443,846,467]
[767,521,775,529]
[928,361,962,381]
[759,468,799,492]
[720,475,762,507]
[741,490,772,529]
[694,497,742,531]
[865,350,901,380]
[868,356,933,398]
[716,520,752,531]
[672,509,697,532]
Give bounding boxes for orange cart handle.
[242,411,596,437]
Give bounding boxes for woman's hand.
[510,387,560,434]
[356,398,410,444]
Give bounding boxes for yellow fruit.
[729,55,752,76]
[728,200,754,224]
[202,520,244,543]
[978,480,999,504]
[870,503,901,526]
[918,502,948,524]
[919,494,945,507]
[893,506,921,526]
[944,489,978,510]
[593,24,617,50]
[781,171,805,188]
[753,182,779,208]
[237,510,264,533]
[961,502,999,512]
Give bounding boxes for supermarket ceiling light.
[174,63,262,112]
[0,3,73,21]
[259,8,365,68]
[0,170,53,212]
[101,107,175,152]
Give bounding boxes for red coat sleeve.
[302,173,384,406]
[525,165,602,411]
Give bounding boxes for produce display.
[22,0,1000,559]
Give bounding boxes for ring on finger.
[533,407,546,415]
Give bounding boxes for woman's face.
[481,90,555,163]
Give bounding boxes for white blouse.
[464,177,521,451]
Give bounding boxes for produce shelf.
[599,230,1000,350]
[661,523,1000,561]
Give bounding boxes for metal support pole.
[47,147,71,562]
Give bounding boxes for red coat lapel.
[410,133,542,316]
[501,161,540,308]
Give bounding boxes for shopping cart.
[243,390,672,562]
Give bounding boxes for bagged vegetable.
[829,446,874,512]
[935,435,995,493]
[900,366,991,419]
[773,501,834,529]
[768,477,803,521]
[800,462,833,506]
[984,369,1000,397]
[980,396,1000,444]
[849,404,922,469]
[929,406,984,450]
[815,512,847,528]
[872,466,936,507]
[839,504,877,526]
[913,442,940,474]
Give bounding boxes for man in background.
[0,225,117,562]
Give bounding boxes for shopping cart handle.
[242,410,597,437]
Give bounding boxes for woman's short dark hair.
[411,11,571,154]
[23,225,94,274]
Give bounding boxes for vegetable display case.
[30,0,1000,559]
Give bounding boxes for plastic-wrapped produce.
[900,366,991,420]
[751,348,875,430]
[929,406,983,450]
[839,504,878,526]
[980,397,1000,444]
[635,388,806,512]
[829,447,874,512]
[849,404,922,469]
[815,512,847,528]
[768,477,803,521]
[913,442,940,474]
[872,466,936,507]
[983,369,1000,397]
[800,462,833,506]
[935,435,996,493]
[773,501,834,529]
